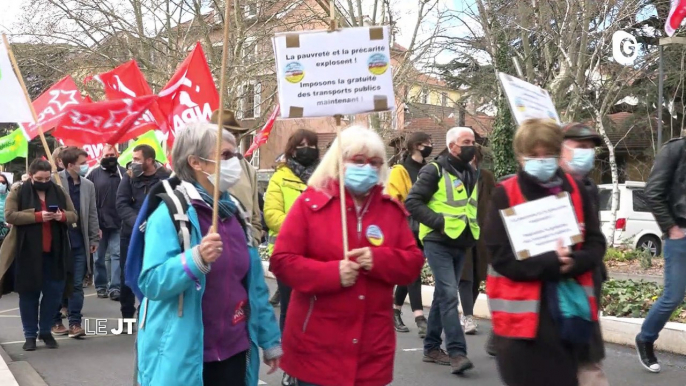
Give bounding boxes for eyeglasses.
[220,150,236,160]
[347,154,384,169]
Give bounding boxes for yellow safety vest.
[418,162,480,242]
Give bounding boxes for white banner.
[273,26,395,118]
[498,72,561,126]
[0,37,34,123]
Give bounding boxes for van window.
[598,189,617,211]
[632,189,651,212]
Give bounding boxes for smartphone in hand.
[48,205,59,213]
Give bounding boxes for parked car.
[598,181,663,256]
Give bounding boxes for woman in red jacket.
[270,125,425,386]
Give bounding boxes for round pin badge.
[365,225,384,246]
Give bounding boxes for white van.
[598,181,663,256]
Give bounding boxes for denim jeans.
[423,241,468,357]
[55,247,87,326]
[638,237,686,343]
[95,229,121,291]
[19,254,65,339]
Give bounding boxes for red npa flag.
[667,0,686,36]
[53,96,158,145]
[19,76,83,140]
[245,105,280,157]
[85,60,166,134]
[158,42,219,146]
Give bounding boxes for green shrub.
[602,279,686,322]
[259,245,269,261]
[604,247,634,262]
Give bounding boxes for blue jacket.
[136,195,281,386]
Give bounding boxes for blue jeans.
[95,229,121,291]
[19,254,65,339]
[54,247,87,326]
[423,241,468,357]
[639,237,686,343]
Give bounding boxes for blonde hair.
[308,125,389,191]
[513,119,563,157]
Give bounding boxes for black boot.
[485,330,497,357]
[39,333,59,349]
[23,338,36,351]
[415,315,427,338]
[394,309,409,333]
[270,289,281,307]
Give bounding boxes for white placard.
[500,193,582,259]
[0,38,34,123]
[498,72,561,126]
[272,26,395,118]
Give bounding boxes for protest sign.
[118,130,167,167]
[273,26,395,118]
[0,38,34,123]
[500,193,582,259]
[498,72,561,125]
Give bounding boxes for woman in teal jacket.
[136,123,281,386]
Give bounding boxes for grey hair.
[446,127,474,146]
[172,122,236,182]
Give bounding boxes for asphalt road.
[0,280,685,386]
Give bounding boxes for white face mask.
[202,156,242,192]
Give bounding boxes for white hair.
[172,122,236,182]
[446,127,474,146]
[308,125,389,191]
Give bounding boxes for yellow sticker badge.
[284,62,305,83]
[367,53,389,75]
[366,225,384,246]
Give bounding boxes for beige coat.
[229,157,262,244]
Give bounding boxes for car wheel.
[637,235,662,257]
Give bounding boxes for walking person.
[387,131,432,338]
[636,134,686,373]
[51,147,100,338]
[136,123,281,386]
[263,129,319,386]
[270,126,424,386]
[0,159,78,350]
[116,144,171,320]
[405,127,480,375]
[559,123,609,385]
[458,145,496,336]
[0,174,10,241]
[87,144,126,300]
[484,119,606,386]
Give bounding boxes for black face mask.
[101,157,118,171]
[294,147,319,166]
[33,181,51,191]
[56,166,64,172]
[458,146,476,163]
[420,146,433,158]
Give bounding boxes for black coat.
[116,167,171,236]
[87,165,126,230]
[484,170,606,386]
[644,137,686,233]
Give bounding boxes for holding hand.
[339,260,360,287]
[264,357,280,375]
[346,247,373,271]
[669,226,685,240]
[199,233,223,264]
[556,239,574,273]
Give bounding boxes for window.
[237,81,261,119]
[244,2,258,18]
[632,189,650,212]
[420,89,429,104]
[598,189,620,211]
[441,92,448,107]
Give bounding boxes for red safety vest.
[486,174,599,339]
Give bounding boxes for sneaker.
[22,338,36,351]
[68,324,86,339]
[39,334,59,349]
[635,335,660,373]
[485,330,497,357]
[394,309,410,333]
[109,289,121,301]
[51,323,68,336]
[416,315,428,339]
[281,373,296,386]
[463,316,477,335]
[450,355,474,375]
[96,288,108,298]
[422,348,450,366]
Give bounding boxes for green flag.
[118,131,168,167]
[0,128,28,163]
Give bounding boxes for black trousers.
[119,235,136,318]
[203,351,247,386]
[394,276,423,311]
[277,279,292,332]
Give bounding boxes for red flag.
[19,76,83,140]
[59,95,108,166]
[53,96,158,145]
[87,60,166,134]
[245,105,280,157]
[667,0,686,36]
[158,42,219,147]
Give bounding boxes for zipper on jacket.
[302,296,317,332]
[355,194,373,243]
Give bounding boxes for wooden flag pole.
[211,2,233,231]
[2,34,62,188]
[329,2,349,260]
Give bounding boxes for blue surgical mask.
[566,147,595,175]
[79,164,89,177]
[344,164,379,195]
[523,157,559,182]
[0,184,7,194]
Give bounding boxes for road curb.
[0,345,19,386]
[262,261,686,356]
